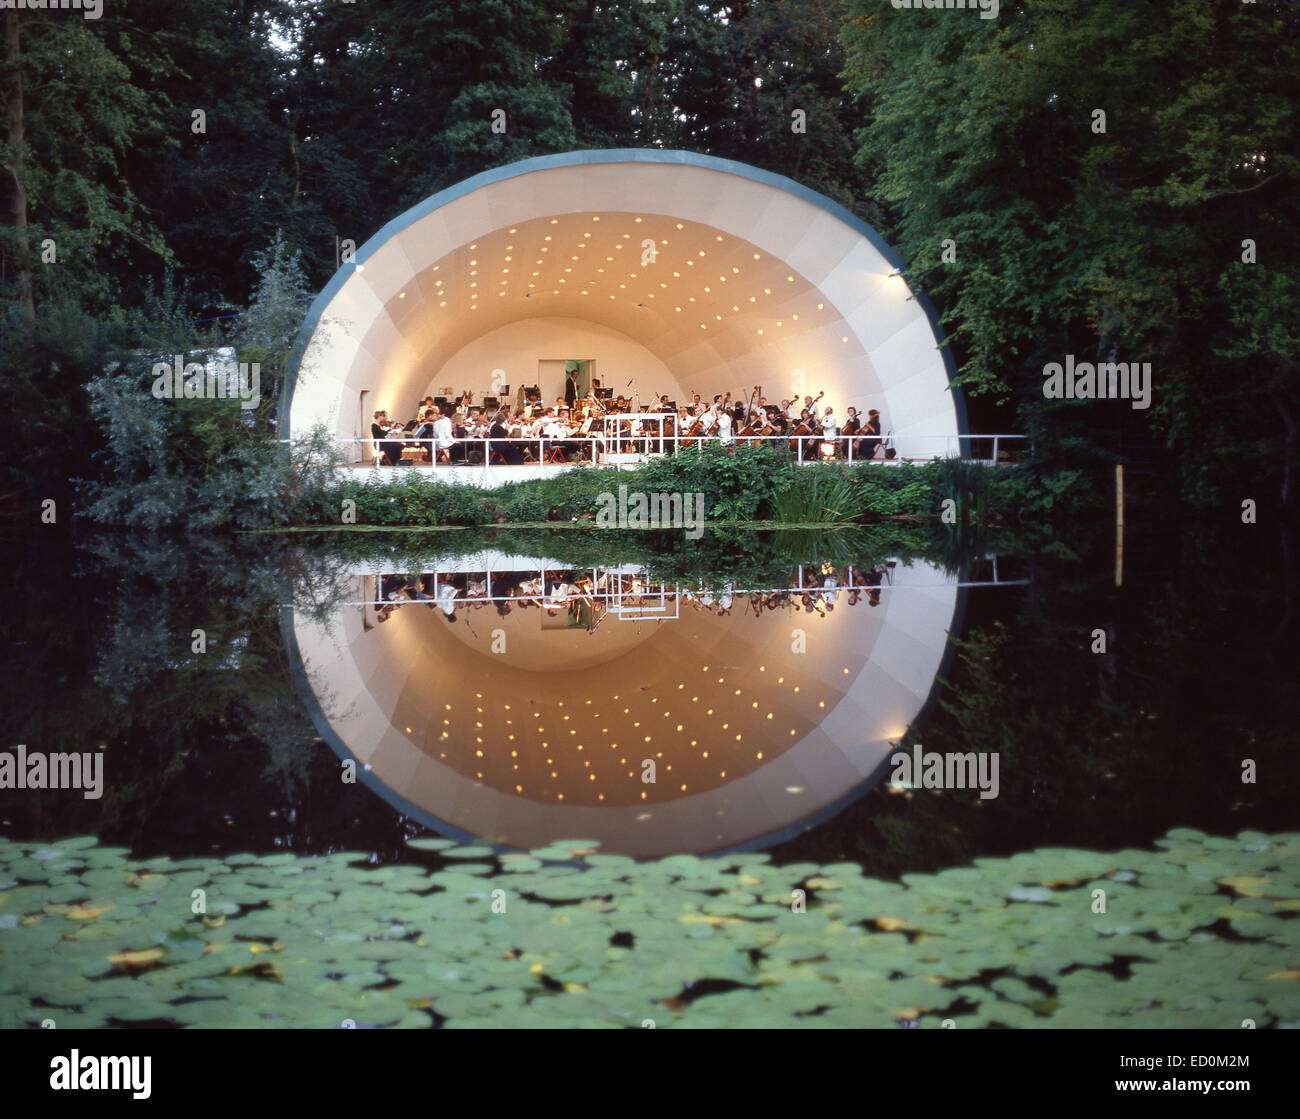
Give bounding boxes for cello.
[787,390,825,456]
[841,408,862,461]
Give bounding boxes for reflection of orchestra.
[375,569,632,628]
[365,385,890,464]
[370,562,896,628]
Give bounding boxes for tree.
[840,0,1300,506]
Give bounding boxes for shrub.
[770,464,865,523]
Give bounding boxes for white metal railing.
[338,428,1027,470]
[346,560,1029,612]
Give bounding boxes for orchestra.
[364,384,888,465]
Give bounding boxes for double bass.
[736,385,766,443]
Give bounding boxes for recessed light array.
[411,215,843,340]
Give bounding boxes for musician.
[631,406,654,453]
[842,406,862,460]
[412,409,437,460]
[861,409,882,461]
[488,411,523,464]
[540,408,578,461]
[803,394,821,422]
[371,410,406,466]
[447,411,472,463]
[821,407,838,438]
[715,406,733,444]
[429,408,454,463]
[785,398,801,422]
[565,367,580,408]
[520,409,544,439]
[573,407,600,460]
[792,407,821,459]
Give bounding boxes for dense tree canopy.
[0,0,1294,513]
[841,0,1299,508]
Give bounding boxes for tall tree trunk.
[2,9,33,324]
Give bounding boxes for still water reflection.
[289,552,1022,856]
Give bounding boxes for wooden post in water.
[1115,463,1124,587]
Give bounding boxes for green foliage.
[236,230,315,400]
[639,442,797,521]
[769,464,863,523]
[849,462,936,517]
[2,829,1297,1028]
[841,0,1300,507]
[75,234,333,530]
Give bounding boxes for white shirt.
[821,412,838,437]
[716,411,733,443]
[432,416,454,450]
[437,585,459,616]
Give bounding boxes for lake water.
[1,523,1296,1027]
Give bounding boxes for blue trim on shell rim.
[277,148,969,442]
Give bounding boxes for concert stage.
[280,149,968,459]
